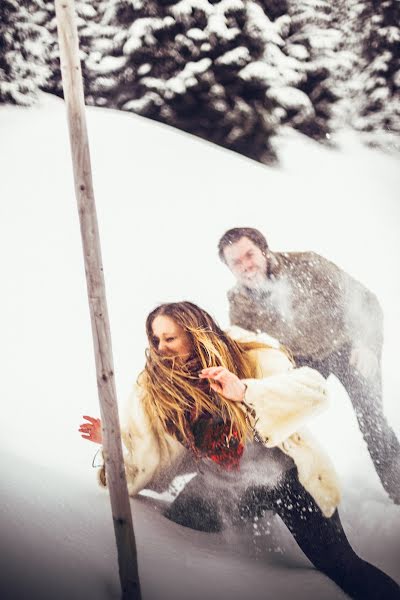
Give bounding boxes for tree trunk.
[54,1,141,598]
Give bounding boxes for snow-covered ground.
[0,93,399,599]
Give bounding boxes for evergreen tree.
[85,0,322,162]
[34,0,101,97]
[2,0,398,157]
[284,0,346,139]
[354,0,400,148]
[326,0,366,130]
[0,0,50,106]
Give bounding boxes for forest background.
[1,0,399,163]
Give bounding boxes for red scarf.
[199,417,244,470]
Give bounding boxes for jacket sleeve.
[341,268,384,357]
[119,383,164,496]
[120,382,187,496]
[242,348,329,447]
[314,253,384,357]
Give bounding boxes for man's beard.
[241,270,267,289]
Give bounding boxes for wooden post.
[54,1,141,598]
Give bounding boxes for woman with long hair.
[80,301,399,599]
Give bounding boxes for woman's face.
[151,315,193,360]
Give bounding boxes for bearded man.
[218,227,400,503]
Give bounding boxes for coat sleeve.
[341,267,384,357]
[120,382,187,497]
[314,253,384,357]
[119,383,164,496]
[242,348,329,447]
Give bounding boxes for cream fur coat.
[114,327,341,518]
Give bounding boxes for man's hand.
[79,415,102,444]
[350,345,379,379]
[199,367,246,402]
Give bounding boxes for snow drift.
[0,94,399,599]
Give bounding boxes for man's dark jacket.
[228,251,383,361]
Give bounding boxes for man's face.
[223,237,268,288]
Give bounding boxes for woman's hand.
[79,415,102,444]
[199,367,246,402]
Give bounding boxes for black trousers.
[296,345,400,503]
[165,468,400,600]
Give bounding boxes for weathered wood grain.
[54,2,141,598]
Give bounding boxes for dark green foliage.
[34,0,101,97]
[285,0,346,139]
[259,0,289,20]
[86,0,327,162]
[0,0,50,105]
[354,0,400,141]
[2,0,398,157]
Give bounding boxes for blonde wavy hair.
[141,301,274,446]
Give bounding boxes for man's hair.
[218,227,268,263]
[142,301,269,447]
